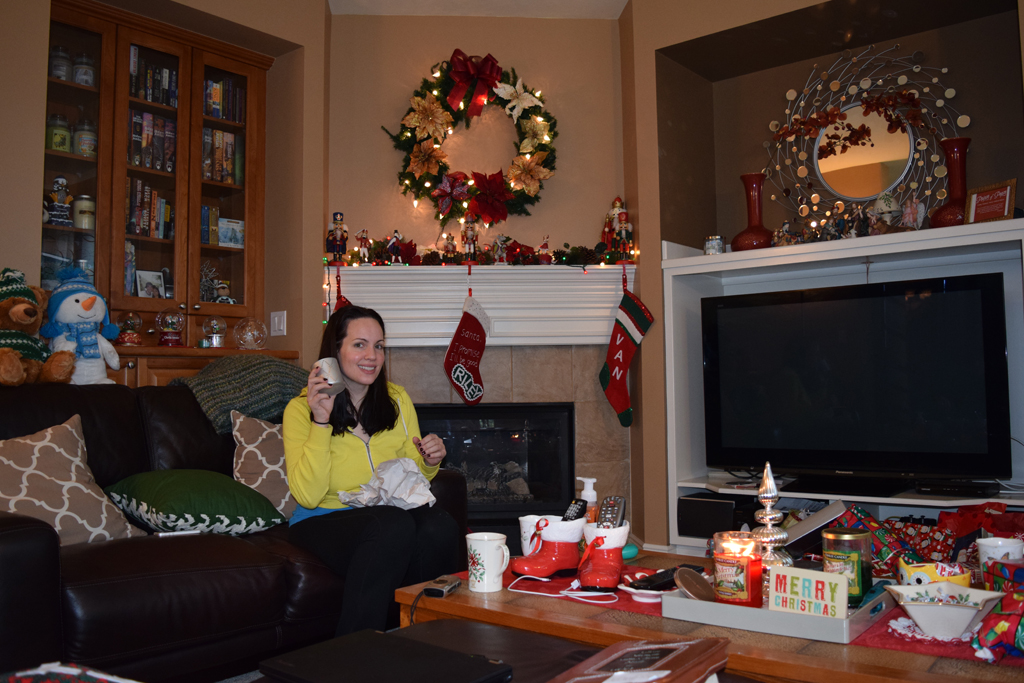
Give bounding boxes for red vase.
[731,172,773,251]
[929,137,971,229]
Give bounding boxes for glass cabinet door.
[188,50,264,323]
[41,15,114,293]
[109,28,190,314]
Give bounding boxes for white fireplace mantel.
[326,264,636,346]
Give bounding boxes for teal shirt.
[0,331,50,363]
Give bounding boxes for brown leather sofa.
[0,383,468,683]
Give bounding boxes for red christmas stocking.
[445,295,491,405]
[599,287,654,426]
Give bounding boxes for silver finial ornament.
[752,461,793,607]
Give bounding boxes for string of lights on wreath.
[382,49,558,231]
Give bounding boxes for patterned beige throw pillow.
[231,410,296,519]
[0,415,145,545]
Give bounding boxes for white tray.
[661,587,895,644]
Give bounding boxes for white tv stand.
[662,220,1024,553]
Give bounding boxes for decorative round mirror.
[815,105,913,201]
[764,44,971,234]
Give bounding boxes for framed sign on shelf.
[966,179,1016,224]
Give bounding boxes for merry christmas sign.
[768,565,849,619]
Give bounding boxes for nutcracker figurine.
[356,229,371,262]
[326,212,348,264]
[462,220,479,264]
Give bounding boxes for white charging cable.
[507,575,619,604]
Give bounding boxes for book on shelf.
[130,109,142,166]
[209,206,220,245]
[165,203,174,240]
[545,639,729,683]
[169,69,178,108]
[200,204,210,244]
[161,67,170,106]
[132,178,144,234]
[129,46,138,99]
[213,129,224,183]
[136,57,146,99]
[157,197,166,238]
[223,132,234,184]
[141,113,153,168]
[238,86,246,123]
[234,134,244,185]
[150,188,160,236]
[152,117,165,171]
[210,80,222,119]
[145,63,153,102]
[164,119,176,173]
[141,185,151,237]
[202,128,213,180]
[218,218,244,249]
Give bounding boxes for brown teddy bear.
[0,268,75,385]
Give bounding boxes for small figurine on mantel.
[387,229,404,263]
[772,219,801,247]
[356,229,371,262]
[442,231,458,263]
[603,197,623,249]
[46,175,74,228]
[325,212,348,264]
[462,219,479,263]
[615,210,634,263]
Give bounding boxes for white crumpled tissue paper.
[338,458,436,510]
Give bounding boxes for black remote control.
[562,498,588,521]
[597,496,625,528]
[628,564,704,591]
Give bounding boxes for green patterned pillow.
[105,469,285,535]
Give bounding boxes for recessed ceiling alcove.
[655,0,1024,250]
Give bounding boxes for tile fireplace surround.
[331,264,636,517]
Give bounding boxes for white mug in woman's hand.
[313,358,345,396]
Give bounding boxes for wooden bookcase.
[44,0,271,351]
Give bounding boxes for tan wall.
[0,1,51,284]
[329,15,623,254]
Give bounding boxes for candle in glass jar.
[713,531,763,608]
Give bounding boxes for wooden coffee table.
[396,552,1006,683]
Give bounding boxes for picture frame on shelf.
[966,179,1016,224]
[136,270,165,299]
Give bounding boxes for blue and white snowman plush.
[40,268,120,384]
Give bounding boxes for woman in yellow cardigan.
[283,305,459,635]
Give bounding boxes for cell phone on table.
[628,563,705,591]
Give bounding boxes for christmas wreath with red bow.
[383,49,558,229]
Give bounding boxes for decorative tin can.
[74,119,98,157]
[48,46,72,80]
[72,53,96,87]
[45,114,72,152]
[72,196,96,230]
[822,528,873,607]
[704,235,724,255]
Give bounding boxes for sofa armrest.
[0,512,63,670]
[430,469,468,571]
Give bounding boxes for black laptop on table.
[259,628,513,683]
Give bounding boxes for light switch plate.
[270,310,287,336]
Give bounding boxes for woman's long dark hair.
[318,305,399,437]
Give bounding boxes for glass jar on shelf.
[46,114,72,152]
[72,53,96,87]
[48,46,72,80]
[74,119,97,158]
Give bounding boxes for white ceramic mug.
[312,357,345,396]
[978,536,1024,577]
[467,532,510,593]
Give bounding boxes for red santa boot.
[579,522,631,592]
[509,516,587,578]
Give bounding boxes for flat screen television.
[701,273,1012,496]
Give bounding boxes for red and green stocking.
[599,287,654,426]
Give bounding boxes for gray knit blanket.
[170,355,308,434]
